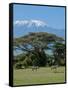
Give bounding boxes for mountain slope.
[14,20,65,38]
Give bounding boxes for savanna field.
[13,66,65,86]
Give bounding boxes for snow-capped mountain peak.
[14,19,47,27]
[14,19,64,38]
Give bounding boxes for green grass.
[13,66,65,86]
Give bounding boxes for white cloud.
[14,19,47,27]
[30,20,46,27]
[14,20,29,25]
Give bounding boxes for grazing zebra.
[22,66,26,69]
[32,66,39,71]
[51,65,58,72]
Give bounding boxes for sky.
[13,4,65,30]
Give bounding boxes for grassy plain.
[13,67,65,86]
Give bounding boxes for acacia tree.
[52,42,65,65]
[14,32,64,66]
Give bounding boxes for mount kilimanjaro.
[14,20,65,38]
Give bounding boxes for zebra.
[51,65,58,73]
[32,66,39,71]
[22,66,26,69]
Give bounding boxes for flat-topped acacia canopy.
[14,32,64,51]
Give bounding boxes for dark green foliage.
[52,42,65,66]
[15,63,23,69]
[13,32,65,68]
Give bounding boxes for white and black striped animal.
[51,65,58,72]
[32,66,39,71]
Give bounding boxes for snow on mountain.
[14,19,65,38]
[14,19,46,27]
